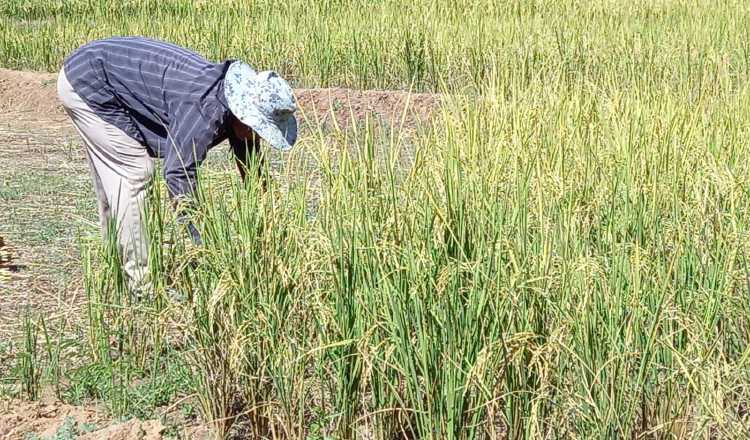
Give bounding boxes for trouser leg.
[83,145,111,236]
[57,69,155,291]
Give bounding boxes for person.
[57,36,298,291]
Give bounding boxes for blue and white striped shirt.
[63,36,251,198]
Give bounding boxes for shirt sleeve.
[163,101,221,199]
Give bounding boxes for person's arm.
[163,102,219,243]
[229,133,264,187]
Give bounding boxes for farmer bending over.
[57,36,298,291]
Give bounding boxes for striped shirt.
[63,36,252,198]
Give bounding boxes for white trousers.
[57,69,155,289]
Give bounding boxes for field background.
[3,0,750,91]
[2,0,750,439]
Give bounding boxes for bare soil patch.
[0,69,64,119]
[0,395,206,439]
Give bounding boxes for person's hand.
[186,221,203,246]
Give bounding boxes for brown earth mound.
[0,69,63,118]
[0,68,440,129]
[0,396,204,440]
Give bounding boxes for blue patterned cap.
[224,61,298,151]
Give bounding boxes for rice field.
[2,0,750,438]
[1,0,749,92]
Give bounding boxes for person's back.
[63,36,231,158]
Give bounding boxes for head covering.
[224,61,298,151]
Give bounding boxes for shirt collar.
[217,60,239,140]
[216,60,235,111]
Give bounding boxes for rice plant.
[68,77,750,437]
[3,0,750,93]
